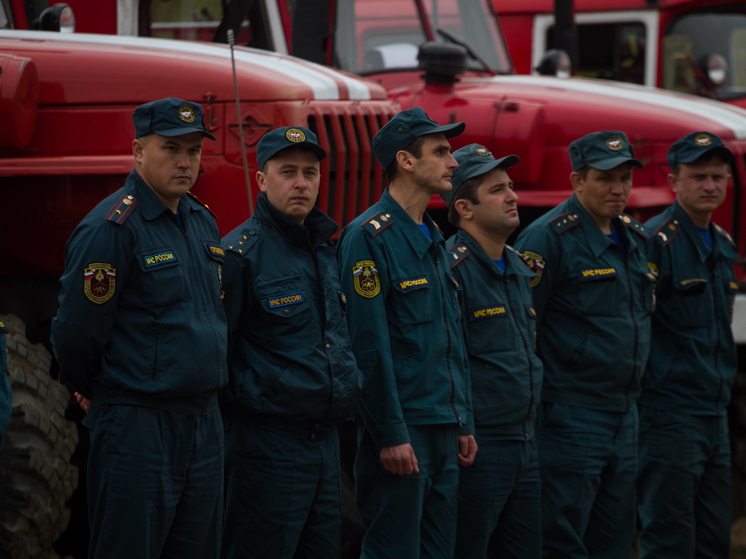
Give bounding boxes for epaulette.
[714,224,736,248]
[225,229,258,256]
[448,243,470,268]
[549,212,580,235]
[361,212,394,237]
[652,218,681,247]
[105,194,138,225]
[619,214,648,239]
[187,192,219,220]
[508,245,534,270]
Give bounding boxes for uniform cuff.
[367,422,411,449]
[458,413,475,436]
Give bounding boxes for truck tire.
[0,314,78,559]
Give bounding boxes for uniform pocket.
[252,276,318,349]
[137,247,186,306]
[391,276,433,326]
[466,302,514,352]
[574,267,619,316]
[670,278,710,328]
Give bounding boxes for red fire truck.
[493,0,746,108]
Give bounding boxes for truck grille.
[306,102,397,229]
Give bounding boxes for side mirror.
[700,53,728,86]
[536,49,571,78]
[31,3,75,33]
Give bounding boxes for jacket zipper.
[504,274,534,441]
[623,256,639,413]
[434,246,462,427]
[710,259,724,416]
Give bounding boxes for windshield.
[664,9,746,100]
[334,0,511,75]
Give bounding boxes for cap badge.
[286,128,306,143]
[179,106,195,123]
[695,133,712,146]
[474,146,491,156]
[606,137,623,151]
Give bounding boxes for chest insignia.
[353,260,381,299]
[521,251,545,288]
[394,276,430,293]
[578,268,618,281]
[143,251,178,268]
[84,263,116,304]
[267,292,304,309]
[469,305,507,321]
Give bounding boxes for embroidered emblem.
[0,321,6,334]
[695,133,712,146]
[179,106,195,123]
[353,260,381,298]
[394,277,430,292]
[521,251,545,287]
[84,263,116,304]
[578,268,618,281]
[268,292,304,308]
[678,278,707,287]
[469,305,507,321]
[606,136,623,151]
[286,128,306,142]
[474,146,490,156]
[647,261,659,279]
[143,251,177,268]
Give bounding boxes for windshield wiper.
[436,27,497,76]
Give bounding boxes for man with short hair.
[52,97,227,558]
[637,131,738,559]
[337,107,477,558]
[515,131,653,558]
[220,126,361,559]
[442,144,543,558]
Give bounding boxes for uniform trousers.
[637,405,731,559]
[538,402,637,559]
[221,419,341,559]
[454,437,541,558]
[355,423,459,559]
[87,404,224,559]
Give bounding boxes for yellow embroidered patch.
[353,260,380,298]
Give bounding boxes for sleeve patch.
[521,251,545,288]
[353,260,381,298]
[361,213,394,237]
[84,263,116,304]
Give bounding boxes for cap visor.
[158,127,217,141]
[591,156,644,171]
[422,121,466,140]
[682,146,734,165]
[270,143,328,164]
[461,155,520,184]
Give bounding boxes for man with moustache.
[52,98,227,558]
[515,131,653,559]
[637,132,738,559]
[337,107,476,558]
[220,126,361,559]
[441,145,544,558]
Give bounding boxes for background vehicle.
[493,0,746,108]
[0,29,396,557]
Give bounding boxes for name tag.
[578,268,618,281]
[143,251,177,268]
[268,292,304,308]
[394,276,430,292]
[206,243,225,261]
[469,305,507,321]
[677,278,707,288]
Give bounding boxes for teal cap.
[667,131,733,169]
[372,107,465,171]
[569,131,643,172]
[440,144,519,207]
[133,97,215,141]
[256,126,327,170]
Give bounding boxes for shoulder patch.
[653,218,681,247]
[715,224,736,248]
[186,192,219,220]
[84,263,116,304]
[105,194,138,225]
[361,212,394,237]
[549,212,580,235]
[0,322,6,334]
[512,247,535,271]
[352,260,381,298]
[448,244,470,268]
[619,214,648,239]
[520,250,545,288]
[225,230,258,256]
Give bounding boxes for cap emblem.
[179,106,195,123]
[695,133,712,146]
[606,137,623,151]
[474,146,491,156]
[286,128,306,143]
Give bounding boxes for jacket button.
[325,343,331,350]
[284,309,290,315]
[249,230,256,235]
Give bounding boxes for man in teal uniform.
[220,126,361,559]
[0,320,12,450]
[442,144,543,558]
[515,131,652,559]
[337,107,477,559]
[52,98,227,559]
[637,131,738,559]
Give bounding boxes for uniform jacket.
[51,169,228,414]
[337,189,472,448]
[641,200,738,415]
[515,193,653,412]
[448,230,543,441]
[221,192,361,425]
